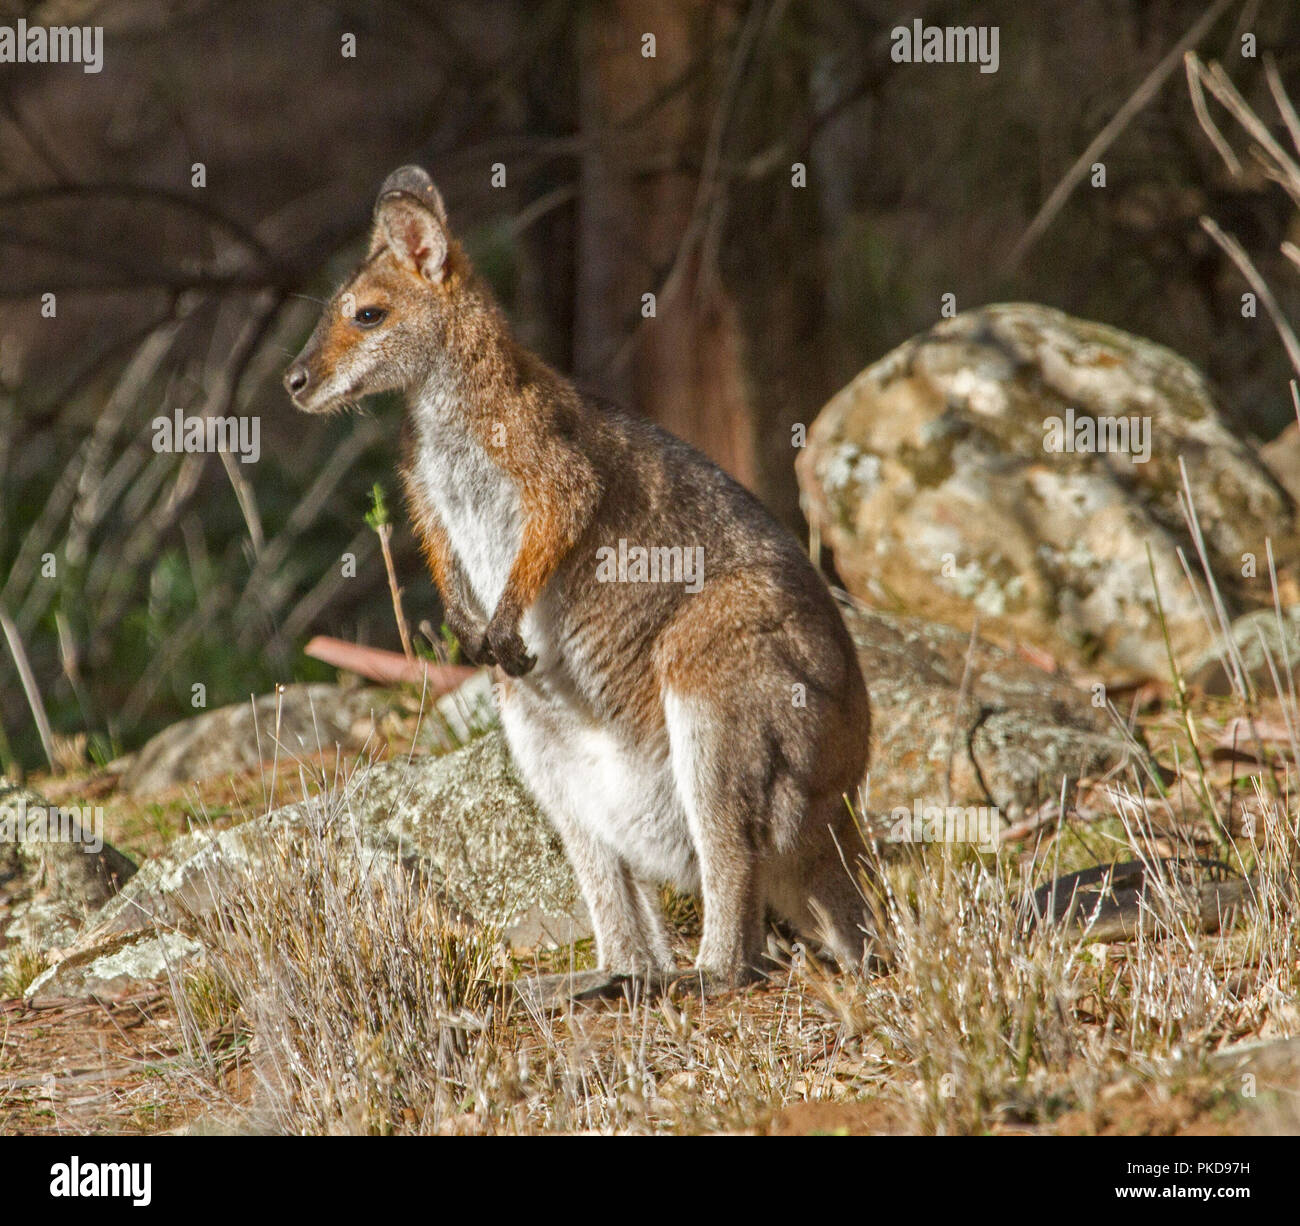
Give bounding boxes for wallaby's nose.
[284,363,310,397]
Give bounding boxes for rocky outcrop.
[23,730,589,1001]
[1,784,136,952]
[842,599,1127,821]
[120,683,405,796]
[798,304,1298,683]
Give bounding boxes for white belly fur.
[500,683,699,891]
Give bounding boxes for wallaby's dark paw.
[462,627,497,667]
[439,609,493,666]
[512,968,712,1012]
[464,631,497,668]
[487,622,536,676]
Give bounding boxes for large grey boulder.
[798,304,1298,683]
[120,683,404,796]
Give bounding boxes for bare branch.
[1199,214,1300,378]
[1006,0,1235,273]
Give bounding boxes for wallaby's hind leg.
[657,572,870,988]
[663,691,767,986]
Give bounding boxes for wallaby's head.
[285,165,463,413]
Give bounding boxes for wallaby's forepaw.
[444,610,493,667]
[486,618,536,676]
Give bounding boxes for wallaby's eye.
[353,306,387,328]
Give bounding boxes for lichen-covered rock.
[1188,604,1300,697]
[0,783,136,952]
[798,304,1298,682]
[1260,422,1300,507]
[84,730,589,955]
[844,600,1128,821]
[24,930,202,1004]
[120,683,403,796]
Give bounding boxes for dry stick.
[208,298,284,560]
[376,522,414,662]
[1265,54,1300,158]
[1189,54,1300,208]
[1005,0,1235,274]
[1186,51,1240,176]
[0,606,55,770]
[219,448,265,557]
[1266,537,1300,728]
[1199,215,1300,378]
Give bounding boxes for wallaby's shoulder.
[578,391,802,557]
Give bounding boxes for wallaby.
[286,166,871,996]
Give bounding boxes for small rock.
[1260,422,1300,506]
[1188,605,1300,697]
[0,783,136,951]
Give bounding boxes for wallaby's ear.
[370,166,450,283]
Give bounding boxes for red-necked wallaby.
[286,166,871,993]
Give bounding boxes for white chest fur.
[409,381,523,616]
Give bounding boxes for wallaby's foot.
[686,964,767,997]
[512,970,628,1012]
[622,966,766,1002]
[513,965,760,1013]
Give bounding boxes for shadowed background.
[1,0,1298,770]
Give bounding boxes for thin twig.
[1005,0,1235,273]
[944,618,981,810]
[0,606,55,770]
[377,523,414,662]
[1199,214,1300,377]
